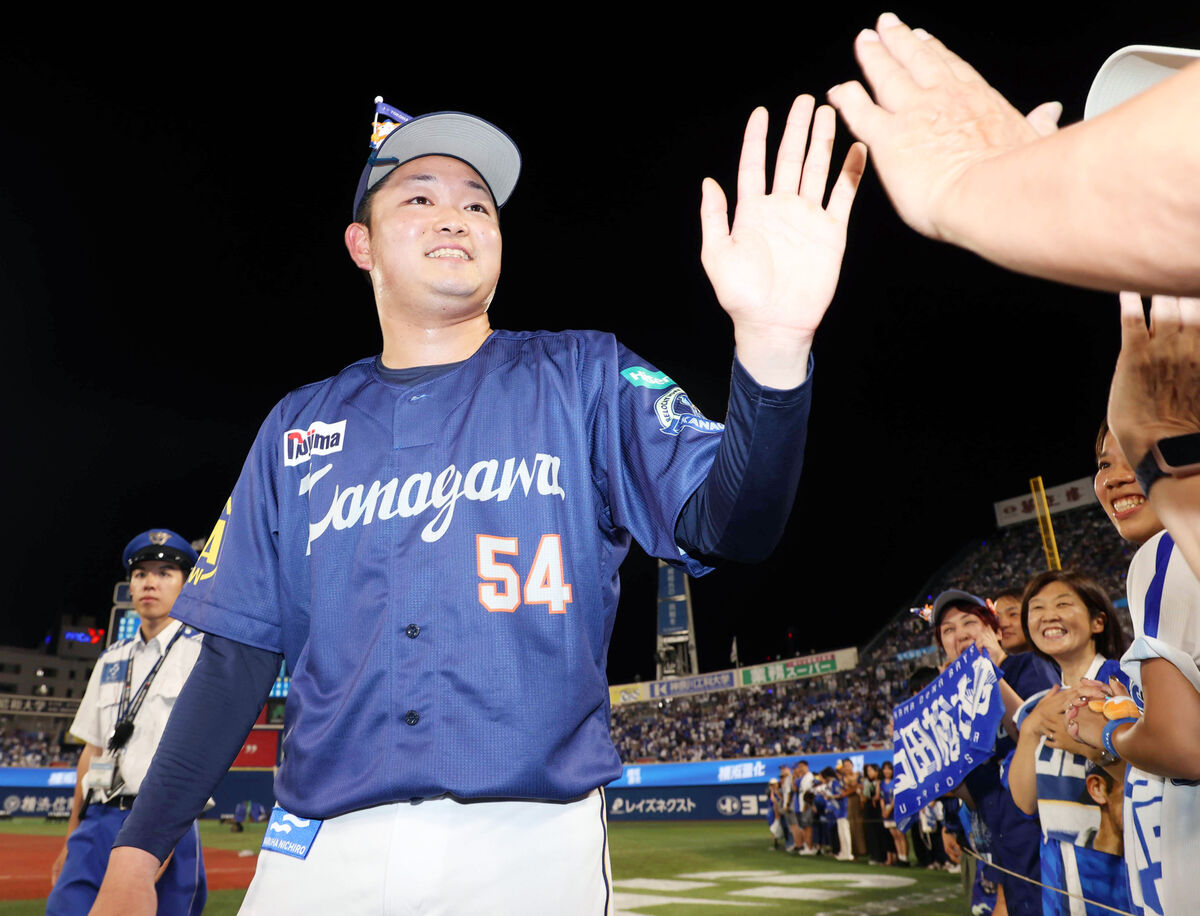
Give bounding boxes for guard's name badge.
[84,758,117,794]
[261,806,322,859]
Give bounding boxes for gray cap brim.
[1085,45,1200,119]
[355,111,521,217]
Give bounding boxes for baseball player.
[47,529,206,916]
[91,97,866,914]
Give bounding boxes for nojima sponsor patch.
[261,806,322,859]
[283,420,347,467]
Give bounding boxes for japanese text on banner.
[890,645,1002,831]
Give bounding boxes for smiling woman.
[1008,569,1132,916]
[1019,570,1128,680]
[927,589,1057,916]
[1094,421,1165,546]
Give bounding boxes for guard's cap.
[122,529,198,572]
[929,588,988,631]
[1085,45,1200,119]
[353,107,521,219]
[768,777,780,784]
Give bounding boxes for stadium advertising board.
[737,649,856,686]
[608,647,858,707]
[608,750,892,789]
[0,696,79,717]
[232,729,279,768]
[894,645,937,662]
[993,475,1097,526]
[891,644,1002,830]
[606,750,893,820]
[0,767,75,818]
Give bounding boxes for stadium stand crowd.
[612,508,1134,765]
[924,509,1135,632]
[611,667,904,762]
[1,728,77,768]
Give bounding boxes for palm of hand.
[709,194,849,338]
[699,97,866,365]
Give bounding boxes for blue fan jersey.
[1015,657,1132,916]
[171,330,728,818]
[1039,838,1133,916]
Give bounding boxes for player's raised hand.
[700,95,866,389]
[826,13,1059,242]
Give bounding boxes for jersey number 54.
[476,534,573,614]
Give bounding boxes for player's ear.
[345,222,373,271]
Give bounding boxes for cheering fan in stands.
[879,761,907,866]
[1056,420,1200,916]
[860,762,889,865]
[993,586,1032,655]
[931,591,1058,916]
[1008,570,1132,915]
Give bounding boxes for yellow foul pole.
[1030,476,1062,570]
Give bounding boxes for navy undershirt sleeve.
[675,353,813,564]
[114,635,281,860]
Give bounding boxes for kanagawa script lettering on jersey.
[292,430,567,551]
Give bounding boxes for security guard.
[48,529,207,915]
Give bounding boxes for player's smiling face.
[349,156,502,318]
[1094,431,1163,546]
[1025,582,1103,662]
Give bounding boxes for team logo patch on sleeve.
[284,420,347,467]
[621,366,675,389]
[654,388,724,436]
[100,660,128,684]
[261,806,322,859]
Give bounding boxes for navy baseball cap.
[122,529,198,572]
[929,588,988,631]
[353,102,522,219]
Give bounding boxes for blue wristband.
[1101,717,1137,759]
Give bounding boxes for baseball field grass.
[0,818,965,914]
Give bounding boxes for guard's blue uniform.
[48,614,207,916]
[48,807,205,916]
[171,329,731,817]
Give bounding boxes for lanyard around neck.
[113,626,185,738]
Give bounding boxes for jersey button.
[405,624,420,639]
[404,710,420,726]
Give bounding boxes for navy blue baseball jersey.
[171,329,727,817]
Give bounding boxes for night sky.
[5,10,1195,683]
